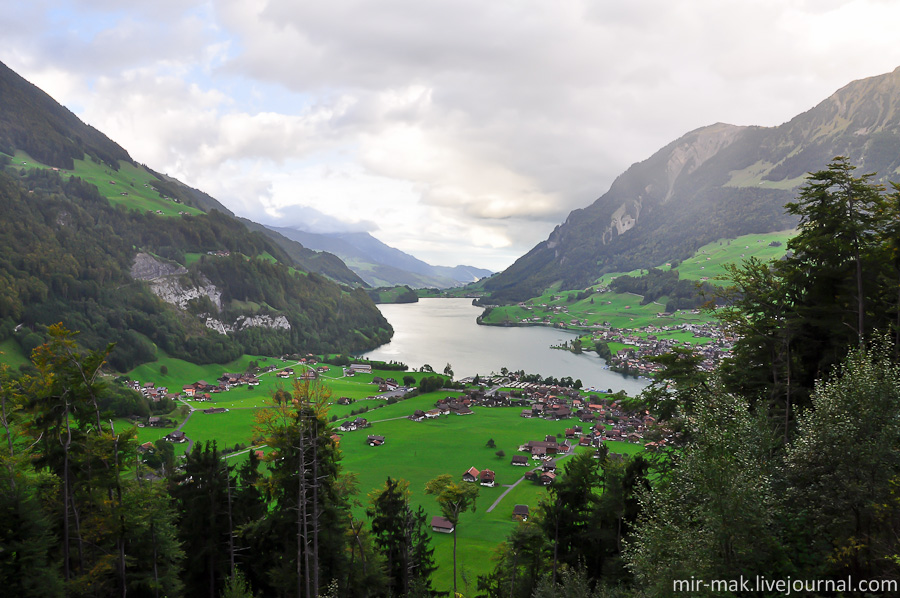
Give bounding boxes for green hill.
[0,61,390,371]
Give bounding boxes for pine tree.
[367,477,437,597]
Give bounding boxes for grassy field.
[0,337,29,369]
[118,352,645,593]
[481,230,795,345]
[7,149,204,217]
[338,405,642,592]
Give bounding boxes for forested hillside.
[0,60,390,370]
[0,158,390,370]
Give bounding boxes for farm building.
[513,505,529,521]
[462,467,479,483]
[431,516,454,534]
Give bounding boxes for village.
[593,320,734,376]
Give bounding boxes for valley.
[115,352,649,593]
[5,55,900,597]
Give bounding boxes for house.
[137,441,155,453]
[431,516,454,534]
[367,435,385,447]
[166,430,186,443]
[425,409,442,418]
[337,397,352,405]
[349,364,372,374]
[511,455,529,466]
[542,460,557,472]
[540,471,556,486]
[410,410,426,422]
[513,504,529,521]
[462,467,480,483]
[450,404,474,416]
[148,416,161,427]
[522,440,559,455]
[480,469,496,487]
[340,417,368,432]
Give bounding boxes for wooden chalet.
[462,466,480,483]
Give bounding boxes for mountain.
[268,227,493,288]
[0,60,391,370]
[484,66,900,302]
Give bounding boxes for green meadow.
[7,149,204,217]
[0,337,29,370]
[337,405,642,591]
[481,230,795,353]
[114,354,648,593]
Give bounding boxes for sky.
[3,1,900,271]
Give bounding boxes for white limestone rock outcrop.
[130,253,291,333]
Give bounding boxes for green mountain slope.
[0,61,390,369]
[484,66,900,302]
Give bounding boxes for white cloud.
[4,0,900,272]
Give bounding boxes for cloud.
[5,0,900,272]
[257,203,378,234]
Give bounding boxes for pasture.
[119,355,646,593]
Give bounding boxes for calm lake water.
[362,298,649,396]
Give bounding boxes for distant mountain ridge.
[484,66,900,302]
[268,227,492,288]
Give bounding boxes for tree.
[495,450,505,460]
[443,363,454,378]
[0,364,64,597]
[782,341,900,580]
[783,156,885,348]
[424,474,478,596]
[169,441,232,598]
[477,521,550,598]
[486,438,496,449]
[251,381,339,598]
[538,451,603,583]
[367,477,436,597]
[626,380,781,595]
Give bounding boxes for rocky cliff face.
[130,253,292,333]
[130,252,223,310]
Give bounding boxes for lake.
[362,298,649,395]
